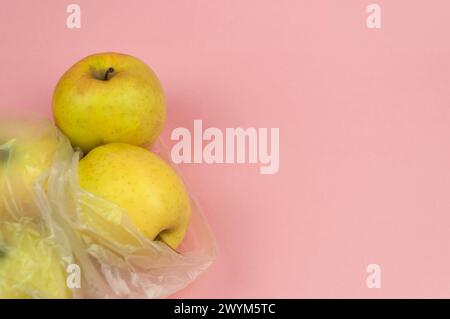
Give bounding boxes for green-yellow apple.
[52,52,166,153]
[77,143,191,250]
[0,119,59,218]
[0,222,72,299]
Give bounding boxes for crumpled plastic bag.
[0,115,216,298]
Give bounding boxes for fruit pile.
[0,53,214,299]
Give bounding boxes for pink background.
[1,0,450,298]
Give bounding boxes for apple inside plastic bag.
[0,116,216,298]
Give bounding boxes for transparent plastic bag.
[0,115,216,298]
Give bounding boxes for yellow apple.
[0,119,59,218]
[52,52,166,153]
[0,221,72,299]
[78,143,190,250]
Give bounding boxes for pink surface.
[1,0,450,298]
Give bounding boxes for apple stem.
[104,67,115,81]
